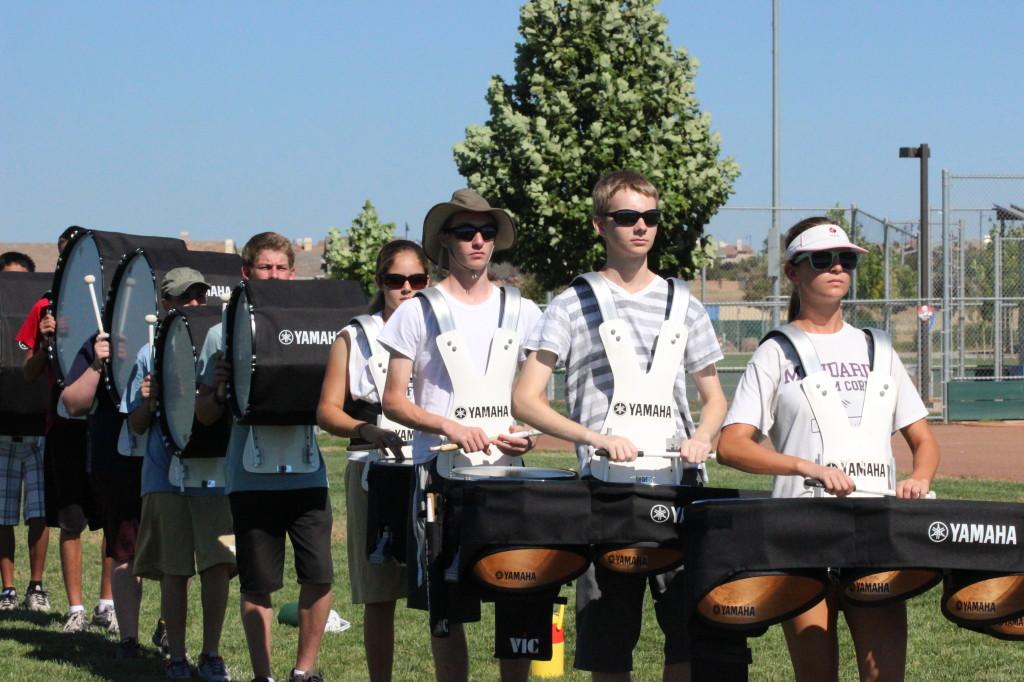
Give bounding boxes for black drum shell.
[49,229,185,386]
[941,569,1024,628]
[695,568,829,631]
[103,247,242,404]
[225,279,366,425]
[153,306,231,458]
[0,272,52,436]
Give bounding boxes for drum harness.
[576,273,697,485]
[762,324,898,498]
[417,285,523,479]
[349,314,415,492]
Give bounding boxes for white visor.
[784,224,868,262]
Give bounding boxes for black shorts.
[43,421,99,532]
[90,459,143,562]
[574,564,690,673]
[230,487,334,595]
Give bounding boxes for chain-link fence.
[941,175,1024,391]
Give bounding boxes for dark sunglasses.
[604,209,660,227]
[382,273,429,290]
[793,250,860,271]
[444,224,499,242]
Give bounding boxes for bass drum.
[103,247,241,406]
[154,306,231,459]
[0,272,52,436]
[49,229,185,386]
[225,279,366,425]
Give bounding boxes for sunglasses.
[444,224,499,242]
[793,250,860,271]
[604,209,660,227]
[382,273,429,290]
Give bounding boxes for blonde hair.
[591,170,659,218]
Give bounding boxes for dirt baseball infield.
[536,422,1023,482]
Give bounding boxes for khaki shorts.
[345,460,407,604]
[134,493,237,580]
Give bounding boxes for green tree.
[453,0,739,290]
[324,200,396,295]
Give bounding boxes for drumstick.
[426,430,543,453]
[593,448,717,460]
[219,292,230,353]
[803,478,936,499]
[83,275,105,334]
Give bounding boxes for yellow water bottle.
[529,604,565,678]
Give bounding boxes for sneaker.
[196,653,231,681]
[116,637,143,659]
[92,604,119,635]
[24,586,50,612]
[165,657,194,679]
[62,609,89,633]
[152,618,169,655]
[289,671,323,682]
[0,589,16,610]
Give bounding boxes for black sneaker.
[116,637,143,659]
[152,618,169,655]
[289,670,323,682]
[0,589,16,611]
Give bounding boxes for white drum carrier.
[764,324,898,497]
[350,314,415,491]
[418,286,522,478]
[579,273,693,485]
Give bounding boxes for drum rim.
[940,570,1024,627]
[50,230,99,386]
[839,566,944,607]
[471,544,591,594]
[225,282,256,420]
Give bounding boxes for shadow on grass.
[0,608,64,628]
[0,621,167,681]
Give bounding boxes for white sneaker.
[63,610,89,633]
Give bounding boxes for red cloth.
[15,298,57,432]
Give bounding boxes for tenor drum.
[225,279,366,425]
[50,229,185,385]
[942,570,1024,628]
[103,247,241,405]
[154,306,231,458]
[0,272,51,435]
[840,567,942,607]
[444,475,591,594]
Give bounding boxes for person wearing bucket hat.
[376,190,542,682]
[718,216,939,681]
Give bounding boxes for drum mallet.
[145,313,158,350]
[428,429,543,452]
[803,478,936,499]
[217,292,231,402]
[84,274,105,335]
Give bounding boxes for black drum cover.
[103,247,242,404]
[50,229,185,386]
[154,306,231,459]
[0,272,52,436]
[366,461,413,565]
[225,279,366,425]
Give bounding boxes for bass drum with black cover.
[225,279,366,425]
[49,229,185,386]
[0,272,52,435]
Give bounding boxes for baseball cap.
[161,266,211,298]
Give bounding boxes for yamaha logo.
[928,521,949,543]
[613,402,627,416]
[275,329,338,345]
[454,407,467,419]
[650,504,670,523]
[278,330,294,345]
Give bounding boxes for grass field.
[1,437,1022,681]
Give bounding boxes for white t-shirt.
[377,284,542,464]
[523,275,722,474]
[723,322,928,498]
[341,315,381,463]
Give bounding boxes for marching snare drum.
[0,273,51,436]
[50,229,185,385]
[103,247,241,405]
[225,279,366,425]
[154,306,232,460]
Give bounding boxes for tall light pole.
[768,0,781,327]
[899,143,931,401]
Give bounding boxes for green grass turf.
[1,439,1022,680]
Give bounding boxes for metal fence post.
[941,169,951,420]
[995,233,1003,378]
[883,218,891,333]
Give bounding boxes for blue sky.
[3,1,1022,250]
